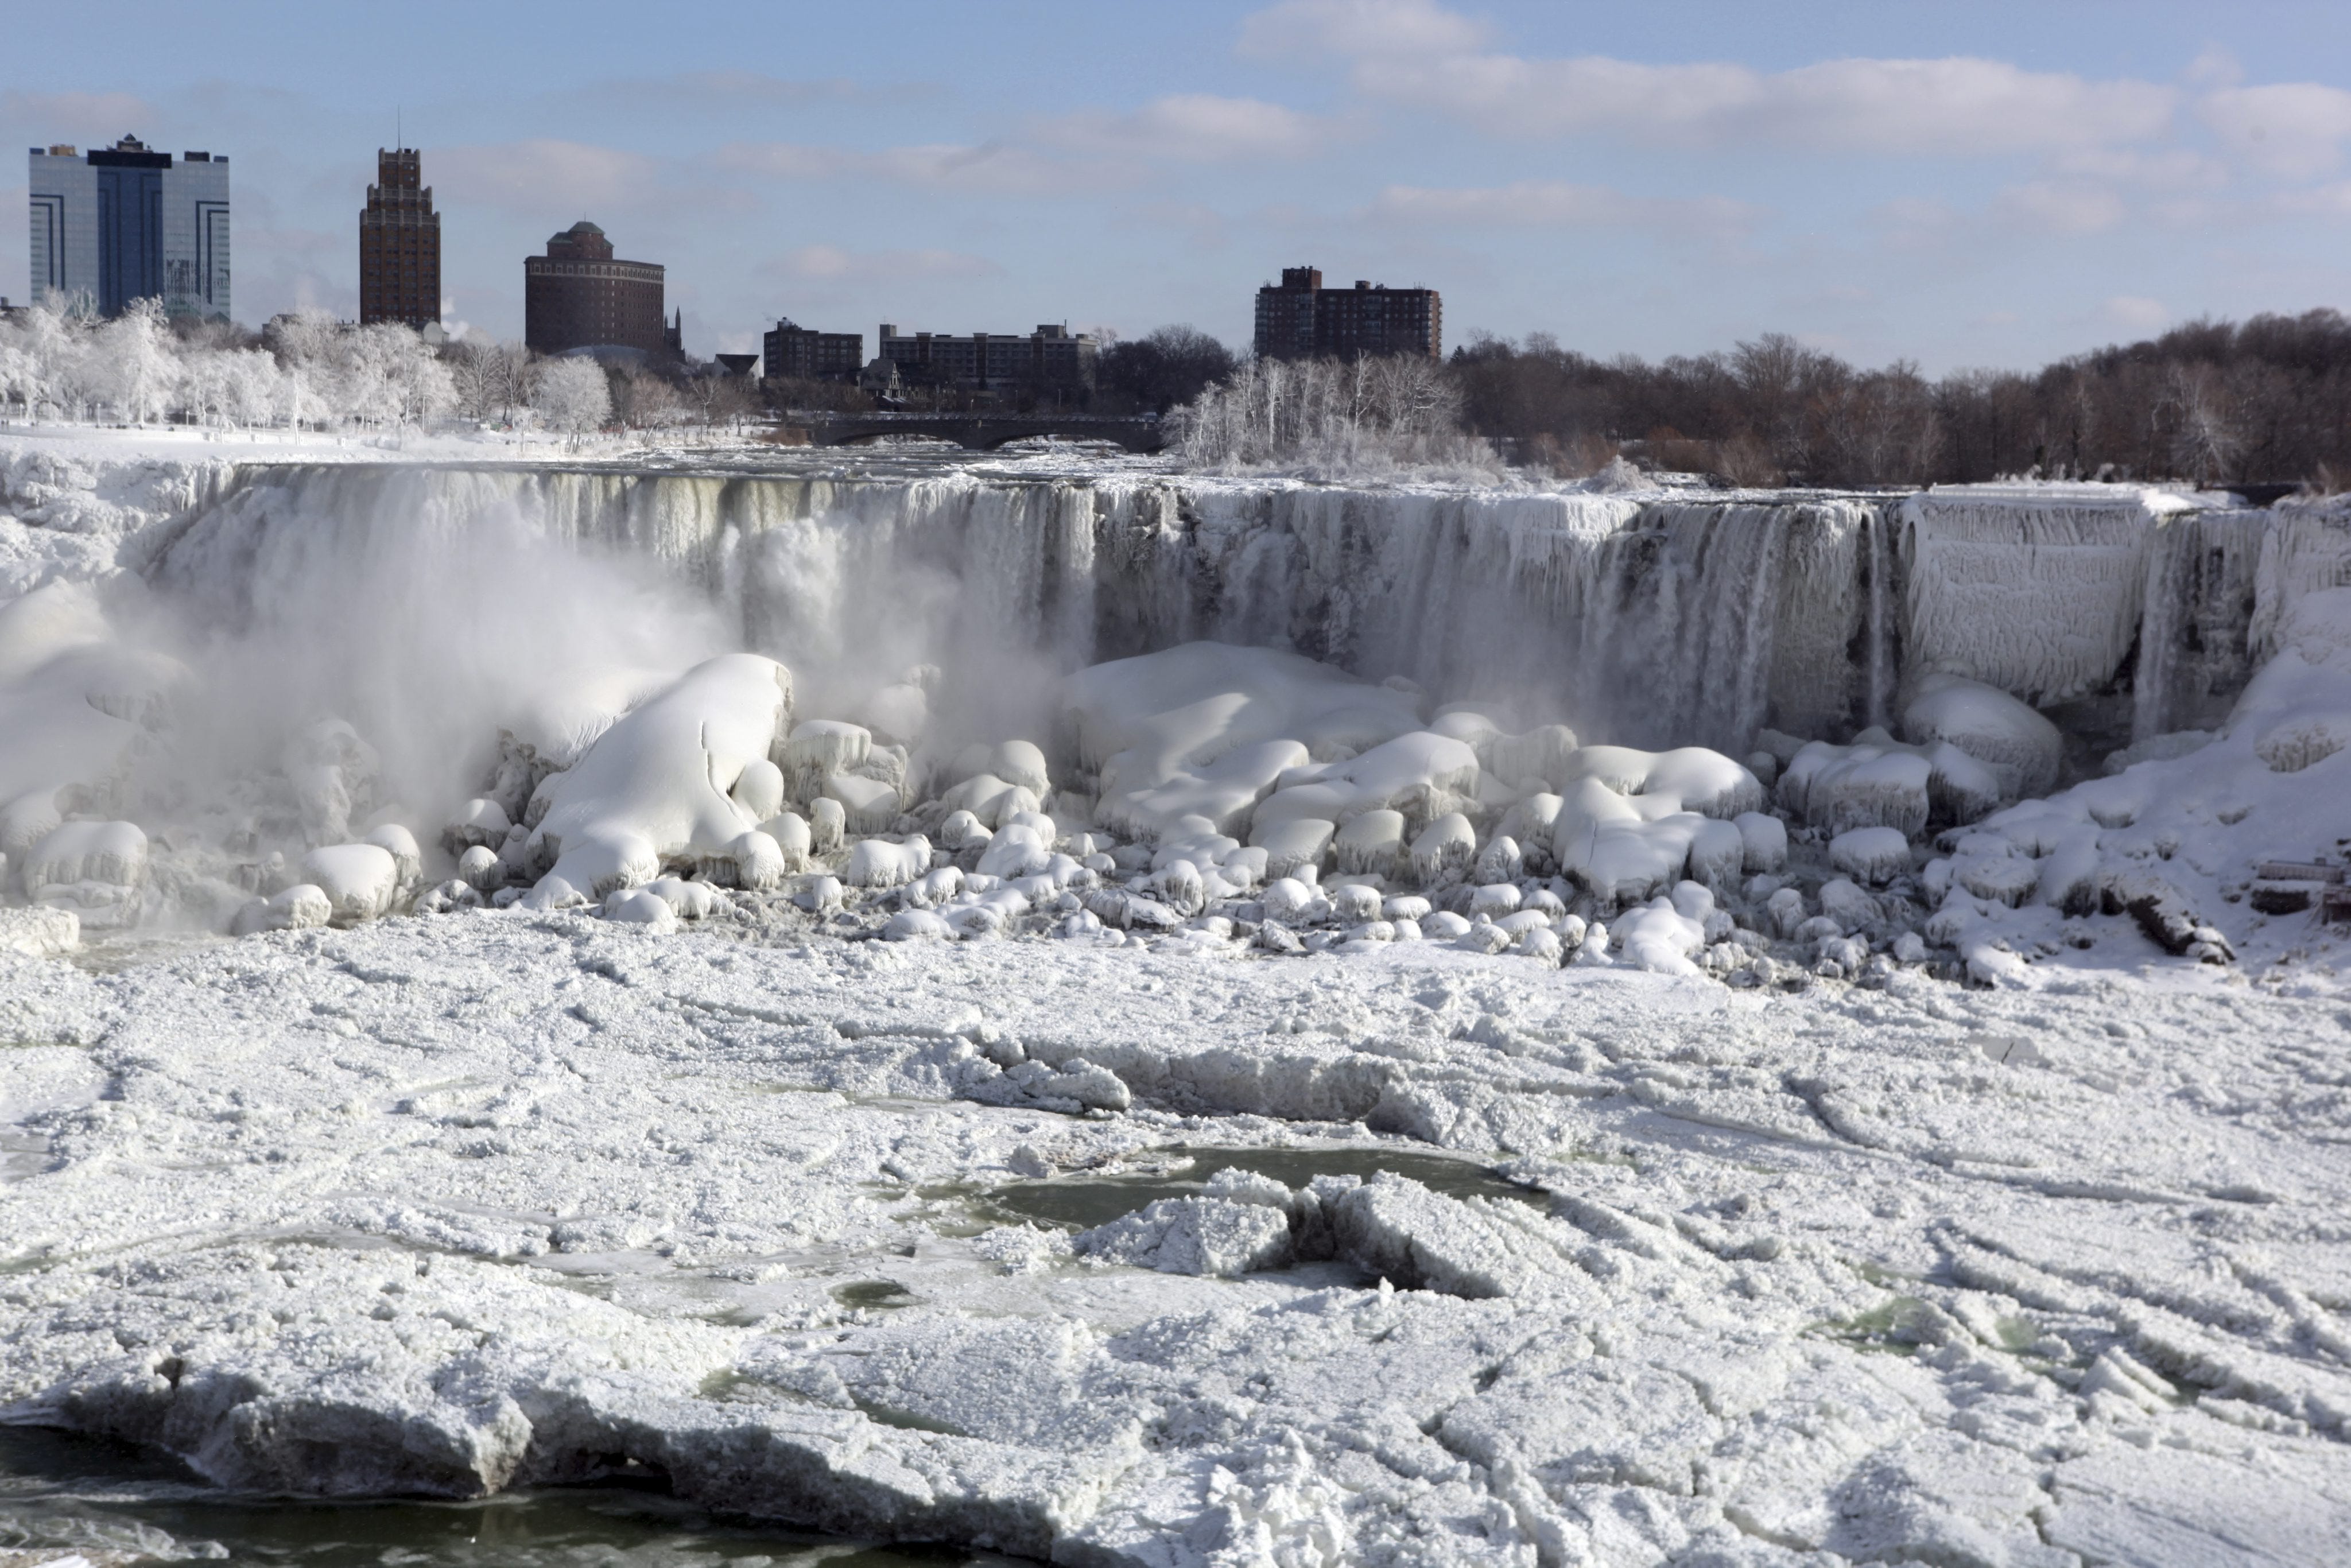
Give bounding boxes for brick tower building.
[358,148,440,329]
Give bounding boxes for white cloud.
[435,139,667,215]
[1368,181,1759,239]
[1237,0,1488,62]
[761,245,1000,283]
[2101,295,2170,333]
[717,139,1134,195]
[0,90,158,142]
[1353,52,2178,155]
[1033,95,1337,162]
[1240,5,2178,157]
[2199,83,2351,180]
[1992,180,2129,236]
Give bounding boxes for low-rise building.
[762,319,863,382]
[875,323,1097,393]
[523,220,678,358]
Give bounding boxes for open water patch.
[979,1143,1547,1231]
[0,1425,1025,1566]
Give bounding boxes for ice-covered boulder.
[729,758,786,822]
[1333,809,1406,878]
[846,835,933,889]
[823,770,901,835]
[1251,817,1333,880]
[1559,745,1763,818]
[442,798,511,856]
[363,824,423,897]
[952,739,1051,798]
[603,888,679,931]
[781,720,869,798]
[1615,897,1706,975]
[1903,673,2062,801]
[726,829,787,891]
[23,820,148,928]
[1779,743,1930,837]
[1829,826,1911,887]
[530,654,793,898]
[1406,812,1476,884]
[302,842,401,925]
[231,882,333,936]
[939,773,1040,830]
[1068,642,1422,843]
[883,908,952,942]
[1254,732,1481,838]
[456,844,505,894]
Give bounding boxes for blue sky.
[7,0,2351,371]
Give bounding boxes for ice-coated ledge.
[2,917,2346,1564]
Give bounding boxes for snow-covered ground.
[2,426,2350,1565]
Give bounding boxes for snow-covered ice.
[2,428,2349,1562]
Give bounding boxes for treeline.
[1449,311,2351,488]
[0,298,758,441]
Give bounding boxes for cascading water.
[133,461,2310,838]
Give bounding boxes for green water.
[0,1426,1024,1566]
[979,1143,1549,1231]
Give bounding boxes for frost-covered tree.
[1170,354,1479,472]
[532,356,611,444]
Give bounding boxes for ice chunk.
[1903,673,2062,800]
[1817,878,1882,935]
[231,882,332,934]
[723,829,787,891]
[1829,826,1911,887]
[531,654,792,898]
[2254,712,2350,773]
[0,905,78,957]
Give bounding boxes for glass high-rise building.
[27,135,231,320]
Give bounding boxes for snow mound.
[1903,672,2062,799]
[1067,643,1421,843]
[530,654,793,898]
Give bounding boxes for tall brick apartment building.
[1252,266,1441,360]
[358,148,439,328]
[523,220,678,358]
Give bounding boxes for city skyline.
[5,1,2351,371]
